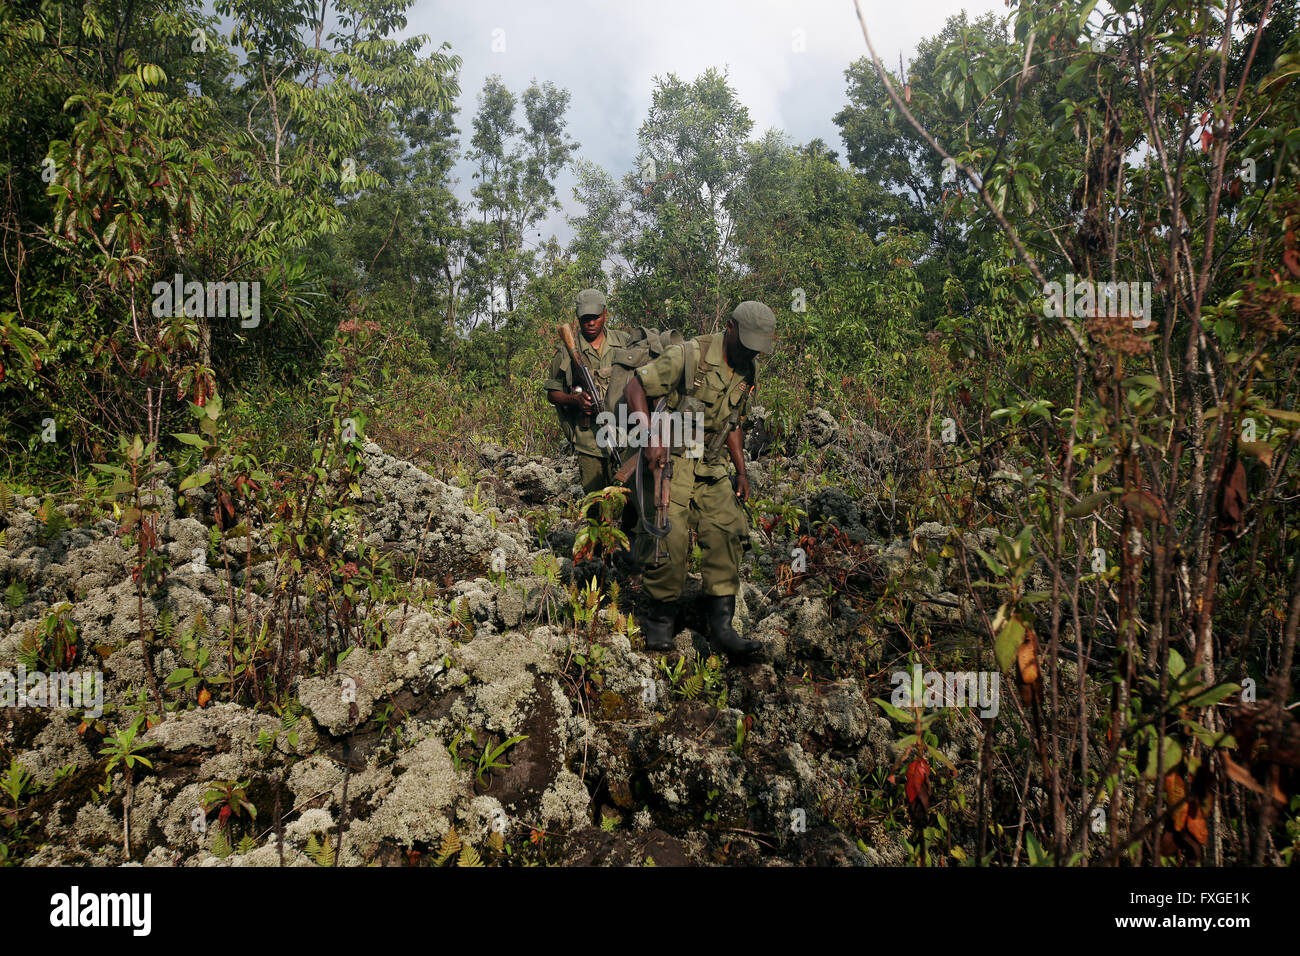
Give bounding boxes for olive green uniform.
[632,333,755,602]
[542,328,632,493]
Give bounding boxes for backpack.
[602,326,687,411]
[669,334,754,460]
[586,326,688,457]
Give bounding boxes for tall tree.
[730,133,925,368]
[567,159,632,288]
[619,68,754,330]
[467,75,575,335]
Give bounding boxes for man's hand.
[646,443,668,470]
[725,428,749,500]
[550,388,596,414]
[734,473,751,501]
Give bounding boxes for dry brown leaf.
[1224,754,1287,804]
[1017,634,1039,685]
[1240,441,1274,468]
[1221,460,1248,529]
[1165,773,1188,831]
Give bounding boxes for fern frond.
[451,598,468,629]
[4,580,26,610]
[457,844,483,868]
[211,828,233,859]
[41,500,69,540]
[306,832,335,866]
[434,826,461,866]
[236,834,256,855]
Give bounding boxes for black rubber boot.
[705,595,760,657]
[638,601,675,652]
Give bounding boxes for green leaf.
[1184,683,1241,709]
[1025,831,1050,865]
[994,616,1025,672]
[1186,721,1236,749]
[974,547,1007,577]
[1168,648,1185,681]
[1066,492,1109,518]
[178,472,211,492]
[874,697,913,723]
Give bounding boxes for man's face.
[724,320,758,367]
[579,308,607,341]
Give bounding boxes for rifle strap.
[634,397,672,541]
[688,336,713,394]
[635,445,670,540]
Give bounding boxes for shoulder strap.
[690,335,715,393]
[685,339,702,396]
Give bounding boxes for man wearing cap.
[544,288,634,498]
[621,301,776,658]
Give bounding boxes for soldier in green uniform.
[622,301,776,657]
[543,289,638,545]
[543,289,628,492]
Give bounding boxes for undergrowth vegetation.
[1,0,1298,866]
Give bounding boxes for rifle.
[557,323,617,464]
[730,473,753,553]
[615,397,673,560]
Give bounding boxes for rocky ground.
[0,408,1014,866]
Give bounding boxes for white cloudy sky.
[406,0,1006,244]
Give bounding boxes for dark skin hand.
[547,308,608,414]
[727,426,750,501]
[624,318,756,500]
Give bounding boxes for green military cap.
[732,300,776,353]
[576,289,607,318]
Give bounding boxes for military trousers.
[577,452,619,494]
[635,453,746,603]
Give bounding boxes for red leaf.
[1220,460,1247,530]
[905,757,930,807]
[1283,248,1300,279]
